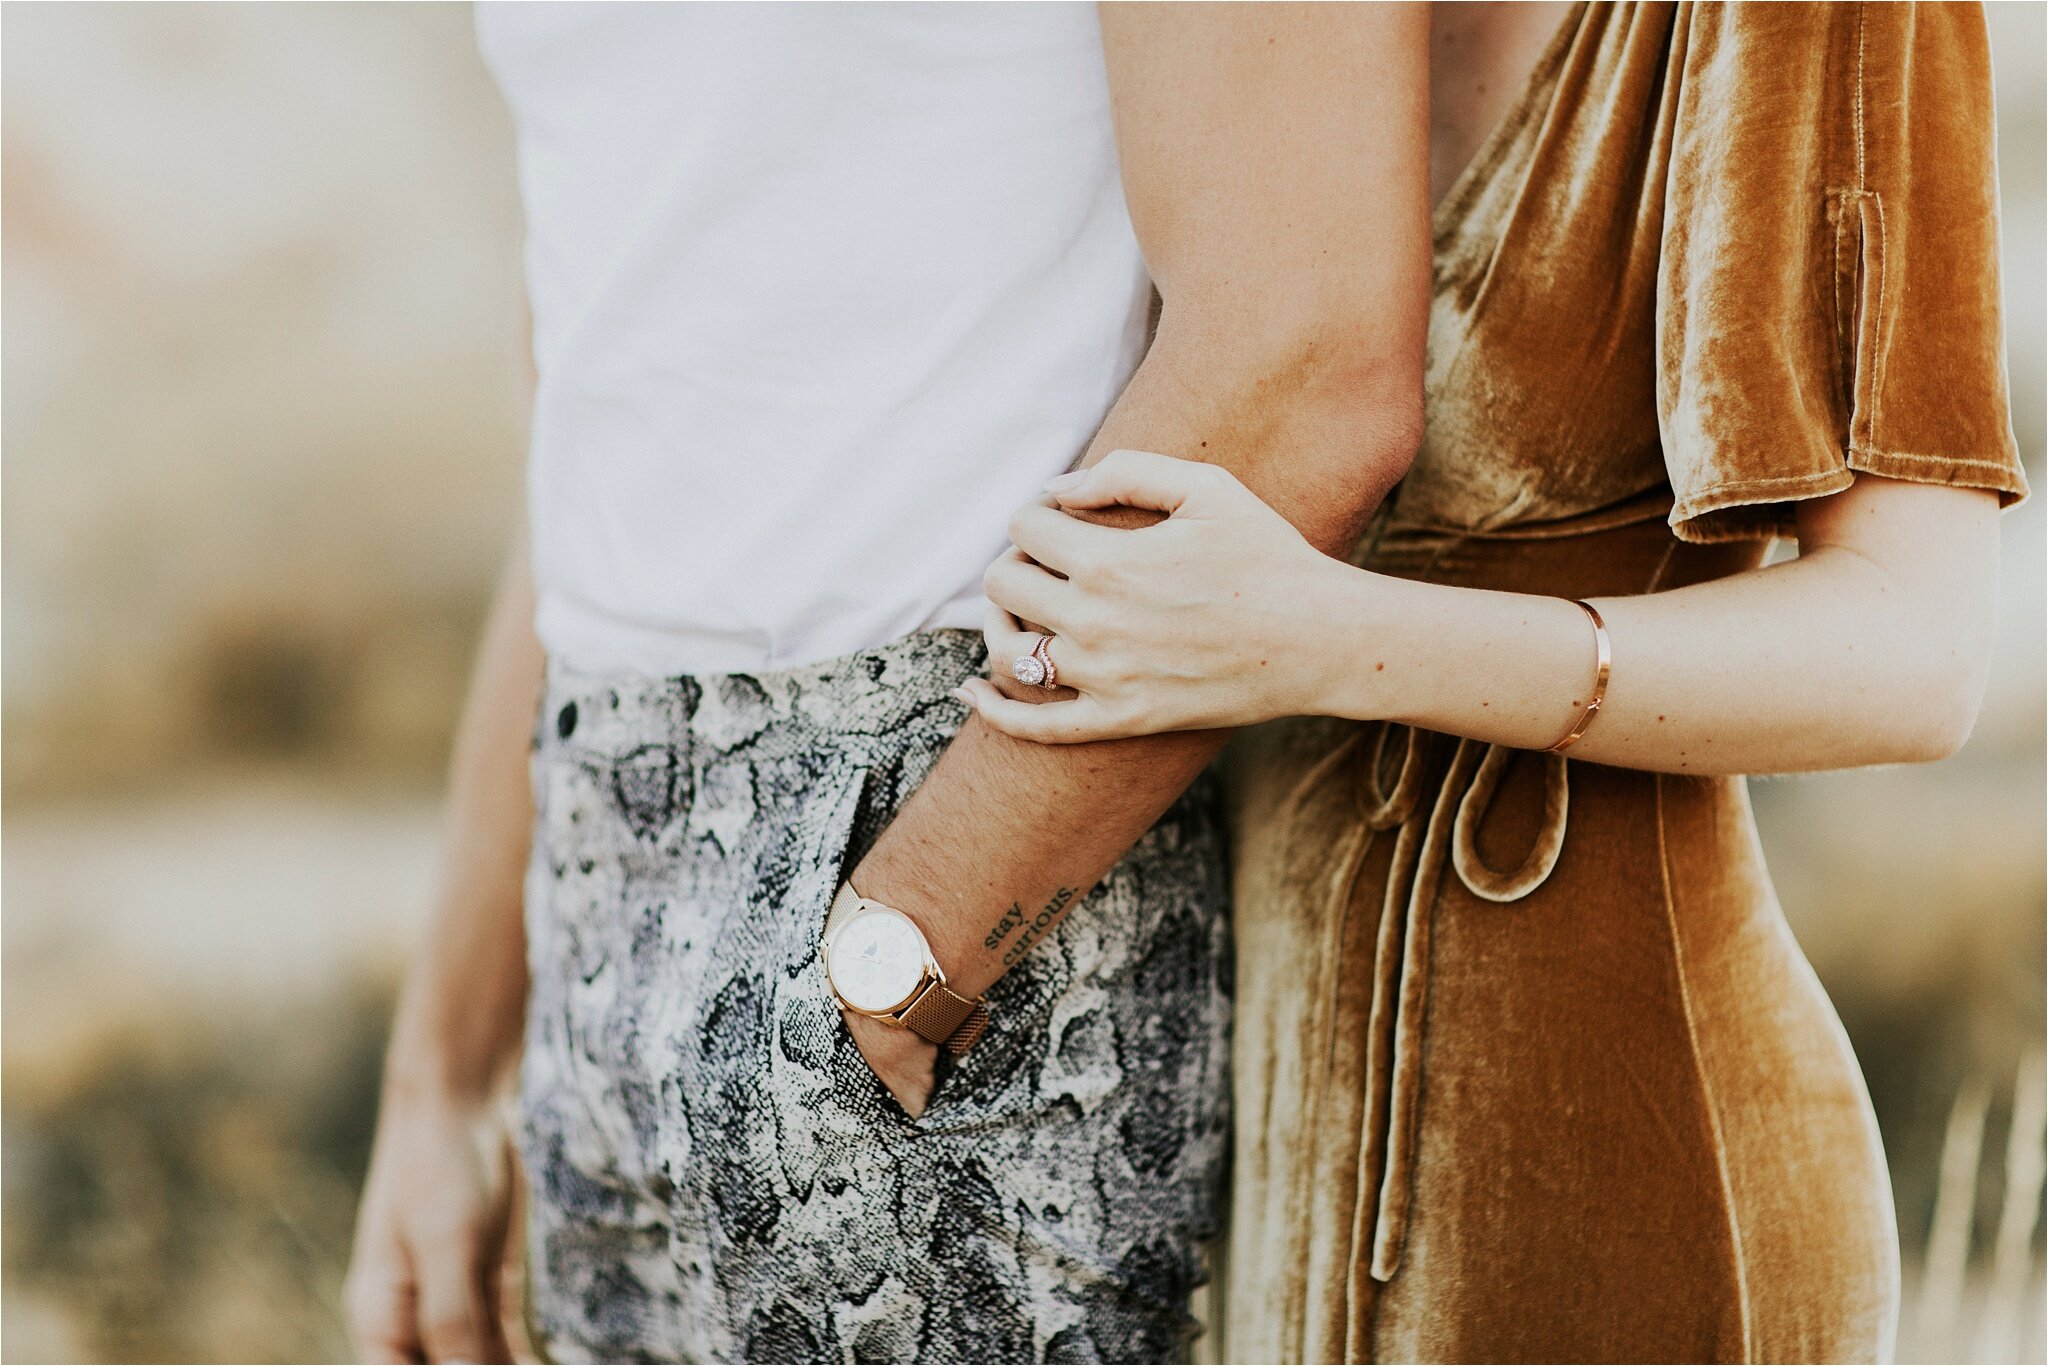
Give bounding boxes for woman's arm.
[965,451,2001,776]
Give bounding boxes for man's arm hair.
[852,2,1431,996]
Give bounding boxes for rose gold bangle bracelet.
[1545,599,1611,755]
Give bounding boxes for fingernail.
[1043,471,1084,493]
[954,685,978,706]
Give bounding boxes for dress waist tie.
[1345,722,1571,1298]
[1324,517,1760,1323]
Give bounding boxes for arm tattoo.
[991,886,1076,968]
[983,902,1026,951]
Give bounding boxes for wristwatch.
[820,882,990,1055]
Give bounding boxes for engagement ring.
[1012,635,1058,688]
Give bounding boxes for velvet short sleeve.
[1656,2,2027,543]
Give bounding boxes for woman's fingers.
[1044,448,1235,517]
[981,602,1038,666]
[983,547,1072,628]
[982,603,1056,675]
[982,603,1089,694]
[956,678,1122,744]
[982,602,1048,680]
[1007,500,1115,576]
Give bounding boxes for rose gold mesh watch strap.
[901,982,991,1056]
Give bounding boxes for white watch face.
[826,908,928,1014]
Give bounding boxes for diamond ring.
[1011,634,1058,689]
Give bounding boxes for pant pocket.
[764,764,915,1135]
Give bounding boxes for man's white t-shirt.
[476,2,1151,676]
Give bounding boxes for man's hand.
[347,541,539,1365]
[844,1011,940,1119]
[345,1087,517,1364]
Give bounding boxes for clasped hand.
[960,449,1353,743]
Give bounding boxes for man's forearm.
[384,542,543,1100]
[854,329,1418,998]
[849,1,1430,1005]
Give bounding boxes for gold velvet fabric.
[1218,4,2026,1362]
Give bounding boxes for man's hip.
[518,628,1232,1363]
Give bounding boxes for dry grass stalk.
[1920,1077,1992,1358]
[1974,1052,2046,1364]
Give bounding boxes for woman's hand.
[960,449,1357,743]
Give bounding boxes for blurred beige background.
[3,4,2042,1362]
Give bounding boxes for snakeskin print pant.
[520,630,1231,1364]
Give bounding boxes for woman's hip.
[1220,721,1895,1359]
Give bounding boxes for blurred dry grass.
[2,4,2042,1363]
[4,981,390,1363]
